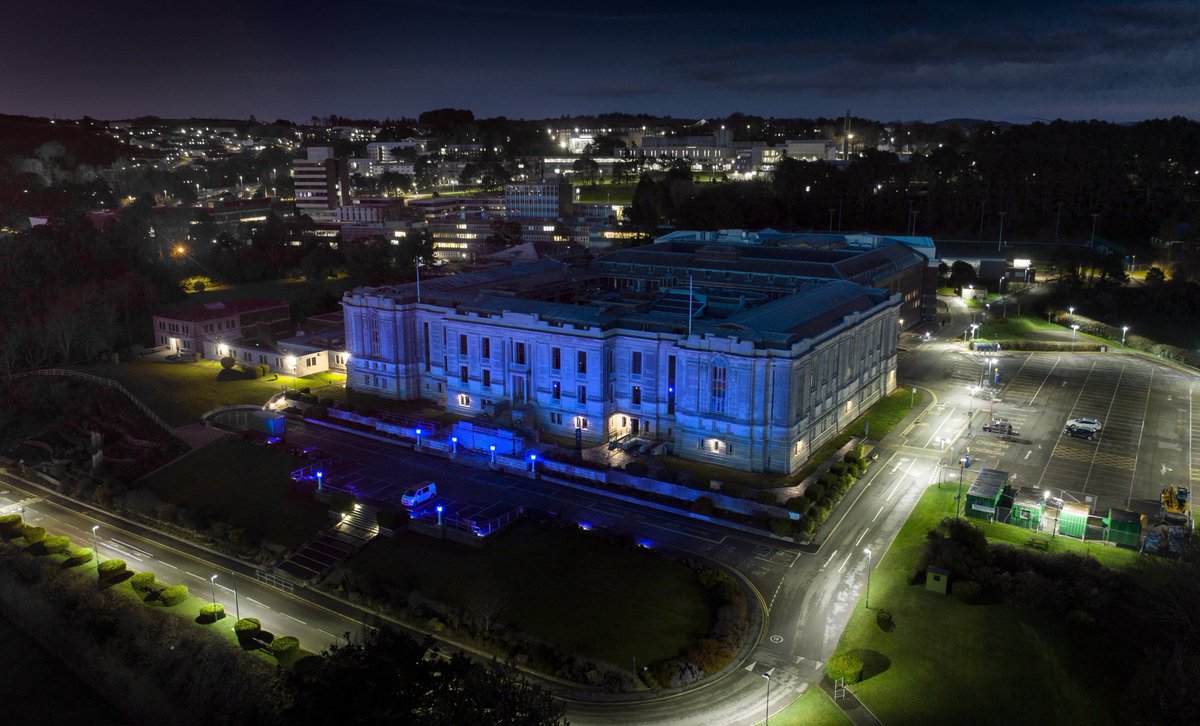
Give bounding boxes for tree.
[1145,266,1166,285]
[572,155,600,185]
[485,220,523,252]
[282,627,565,725]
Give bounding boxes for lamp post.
[1122,326,1129,347]
[91,525,100,572]
[864,548,873,609]
[415,428,422,447]
[1068,306,1074,325]
[316,470,323,490]
[1071,324,1080,351]
[957,456,966,519]
[285,356,297,391]
[209,574,219,609]
[762,672,771,726]
[997,211,1006,252]
[969,323,979,342]
[489,445,496,464]
[231,571,240,619]
[451,436,458,454]
[436,504,444,527]
[529,453,538,475]
[1089,213,1099,248]
[978,200,987,242]
[910,387,916,408]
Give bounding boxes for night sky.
[5,0,1197,122]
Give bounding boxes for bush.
[66,546,94,565]
[826,652,864,684]
[328,491,356,514]
[1066,609,1095,628]
[270,636,300,658]
[235,617,262,639]
[130,571,157,592]
[97,558,126,580]
[806,483,826,502]
[0,513,22,529]
[785,496,810,514]
[42,535,70,555]
[691,496,715,516]
[755,491,778,506]
[769,518,794,537]
[161,584,188,606]
[623,461,649,477]
[953,580,982,604]
[199,603,225,622]
[21,525,47,543]
[220,356,234,369]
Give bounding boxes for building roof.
[720,281,886,339]
[967,469,1008,500]
[1012,488,1047,508]
[158,298,289,323]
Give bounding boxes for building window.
[460,365,469,384]
[551,347,561,371]
[631,351,642,376]
[514,342,526,365]
[459,394,471,406]
[577,350,587,374]
[459,334,467,356]
[552,381,561,400]
[423,322,430,372]
[482,337,490,359]
[482,369,491,387]
[727,443,735,455]
[577,385,586,404]
[575,416,589,430]
[631,385,642,406]
[550,412,563,425]
[711,364,727,414]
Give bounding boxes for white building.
[341,244,905,473]
[293,146,349,222]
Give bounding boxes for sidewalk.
[818,676,884,726]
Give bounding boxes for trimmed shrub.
[199,603,225,622]
[328,491,356,514]
[161,584,188,606]
[66,546,94,565]
[785,496,810,514]
[806,483,826,502]
[42,535,71,555]
[826,652,864,684]
[270,636,300,658]
[769,518,793,537]
[0,513,22,529]
[220,356,234,369]
[235,618,262,639]
[130,571,157,592]
[21,525,47,544]
[953,580,982,604]
[98,558,126,580]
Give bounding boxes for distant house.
[151,298,291,355]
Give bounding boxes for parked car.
[982,418,1013,435]
[1064,422,1100,440]
[401,481,437,508]
[1066,417,1102,431]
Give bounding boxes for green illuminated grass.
[830,484,1134,726]
[764,686,852,726]
[347,519,713,667]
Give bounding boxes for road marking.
[111,538,153,559]
[285,613,307,625]
[246,597,268,608]
[822,549,838,568]
[184,571,204,581]
[161,562,178,569]
[1024,451,1031,460]
[854,528,868,547]
[838,553,852,573]
[873,505,886,523]
[317,628,339,642]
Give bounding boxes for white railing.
[4,369,174,434]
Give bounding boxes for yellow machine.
[1161,485,1191,516]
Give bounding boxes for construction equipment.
[1161,485,1191,519]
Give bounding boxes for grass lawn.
[831,484,1136,726]
[73,358,347,428]
[137,436,329,548]
[347,519,713,667]
[660,389,923,491]
[976,314,1060,341]
[765,686,852,726]
[575,182,638,204]
[166,276,358,311]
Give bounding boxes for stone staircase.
[278,504,379,582]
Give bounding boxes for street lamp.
[209,574,219,609]
[451,436,458,454]
[997,211,1006,252]
[415,428,422,447]
[1122,326,1129,347]
[285,355,297,390]
[529,453,538,475]
[864,548,873,609]
[762,672,771,726]
[91,525,100,571]
[1068,306,1075,325]
[1071,324,1080,351]
[970,323,979,341]
[436,504,444,526]
[489,444,496,463]
[231,571,240,620]
[957,456,967,519]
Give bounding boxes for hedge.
[328,491,356,514]
[130,572,157,592]
[199,603,225,622]
[42,535,71,555]
[66,547,94,565]
[97,559,126,580]
[270,636,300,658]
[161,584,188,606]
[0,513,22,529]
[826,652,864,684]
[235,618,262,638]
[21,525,47,543]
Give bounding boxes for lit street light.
[997,211,1006,252]
[864,548,873,609]
[957,454,968,519]
[232,571,240,620]
[415,428,423,447]
[1071,324,1080,351]
[209,574,219,609]
[91,525,100,571]
[1068,306,1075,325]
[451,436,458,454]
[529,453,538,475]
[436,504,444,526]
[762,672,772,726]
[1122,326,1129,347]
[489,445,496,463]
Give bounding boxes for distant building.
[152,298,291,355]
[504,181,574,220]
[340,236,908,473]
[293,147,349,222]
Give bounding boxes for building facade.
[341,240,907,473]
[152,298,291,354]
[293,146,350,222]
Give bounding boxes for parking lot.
[955,352,1199,513]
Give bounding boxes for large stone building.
[293,146,350,222]
[340,233,933,473]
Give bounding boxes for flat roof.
[158,298,289,323]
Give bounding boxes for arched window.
[710,358,728,414]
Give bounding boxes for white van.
[401,481,437,507]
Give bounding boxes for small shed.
[1009,488,1046,530]
[926,566,950,594]
[1104,508,1142,547]
[1057,502,1090,538]
[966,469,1007,522]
